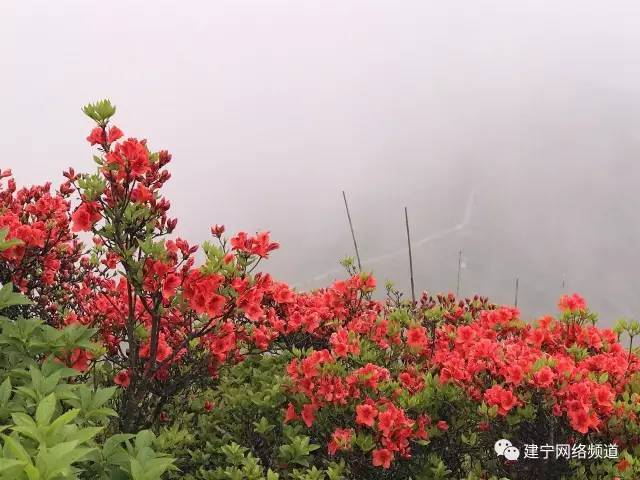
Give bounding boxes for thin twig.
[404,207,416,303]
[342,191,362,271]
[514,277,519,307]
[456,250,462,297]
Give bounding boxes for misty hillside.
[292,83,640,327]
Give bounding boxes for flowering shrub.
[0,100,638,479]
[0,170,85,323]
[280,287,640,478]
[0,233,175,480]
[66,101,294,432]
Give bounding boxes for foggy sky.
[2,1,640,325]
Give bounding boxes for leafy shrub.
[158,355,347,480]
[0,237,174,479]
[0,292,175,478]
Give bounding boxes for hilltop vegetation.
[0,101,637,479]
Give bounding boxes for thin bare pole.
[562,276,566,291]
[514,277,519,307]
[342,191,361,271]
[404,207,416,303]
[456,250,462,297]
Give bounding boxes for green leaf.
[102,433,135,466]
[23,463,40,480]
[134,430,155,450]
[11,412,36,429]
[0,229,23,253]
[137,457,175,480]
[0,378,11,406]
[64,426,103,445]
[0,457,25,472]
[82,99,116,123]
[91,386,116,409]
[35,393,56,426]
[2,434,32,463]
[130,458,145,480]
[253,416,275,435]
[0,283,32,310]
[47,409,79,437]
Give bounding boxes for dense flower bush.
[279,286,640,479]
[0,227,175,479]
[0,100,638,479]
[0,170,85,323]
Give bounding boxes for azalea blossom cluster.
[0,169,85,321]
[434,301,638,439]
[65,101,318,430]
[78,116,399,433]
[282,284,640,471]
[2,104,297,427]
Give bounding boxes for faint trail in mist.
[301,186,479,287]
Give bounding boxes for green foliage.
[82,100,116,125]
[0,284,175,479]
[159,355,346,480]
[83,429,175,480]
[0,228,23,252]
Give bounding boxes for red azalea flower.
[284,403,298,423]
[86,127,105,145]
[301,403,316,427]
[558,293,587,312]
[377,408,396,436]
[504,364,524,385]
[568,408,592,434]
[328,428,354,455]
[456,325,475,344]
[71,207,92,232]
[107,125,123,143]
[162,273,181,299]
[355,403,378,427]
[156,339,173,362]
[484,385,518,415]
[372,448,394,469]
[71,203,100,232]
[69,348,92,372]
[210,224,225,237]
[533,366,555,388]
[114,370,131,388]
[616,458,630,472]
[406,326,428,349]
